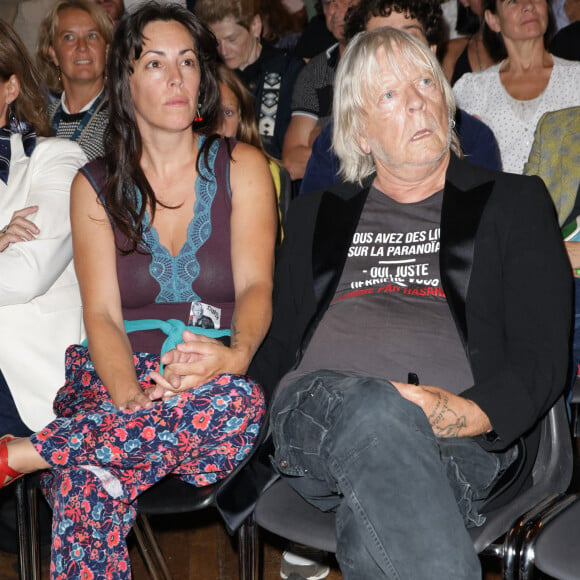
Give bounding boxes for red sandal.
[0,434,24,489]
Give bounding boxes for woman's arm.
[0,140,85,306]
[71,172,158,412]
[228,142,277,367]
[153,142,277,391]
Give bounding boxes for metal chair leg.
[518,493,580,580]
[132,514,172,580]
[238,513,259,580]
[15,476,40,580]
[27,479,41,580]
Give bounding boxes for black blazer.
[218,154,572,529]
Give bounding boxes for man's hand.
[390,381,492,437]
[149,330,250,396]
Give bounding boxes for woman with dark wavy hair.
[0,3,275,578]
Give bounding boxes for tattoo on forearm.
[230,321,239,349]
[427,392,467,437]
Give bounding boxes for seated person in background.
[36,0,113,160]
[90,0,125,23]
[550,20,580,61]
[195,0,304,160]
[261,0,308,53]
[553,0,580,60]
[524,106,580,227]
[453,0,580,173]
[524,106,580,380]
[0,19,87,436]
[0,5,275,579]
[300,0,501,195]
[248,27,571,579]
[441,0,498,84]
[281,0,359,181]
[216,63,291,239]
[293,2,338,60]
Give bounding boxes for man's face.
[358,45,450,174]
[564,0,580,21]
[92,0,124,22]
[322,0,359,42]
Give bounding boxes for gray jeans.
[271,370,518,580]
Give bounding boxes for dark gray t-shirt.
[278,186,474,397]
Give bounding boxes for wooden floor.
[0,508,344,580]
[0,507,506,580]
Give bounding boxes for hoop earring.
[194,102,203,123]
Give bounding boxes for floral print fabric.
[31,345,265,580]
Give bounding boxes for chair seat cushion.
[137,476,218,515]
[255,479,337,553]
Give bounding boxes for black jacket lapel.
[440,176,494,348]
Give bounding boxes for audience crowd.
[0,0,579,578]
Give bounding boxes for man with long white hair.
[248,27,572,578]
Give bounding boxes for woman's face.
[48,8,108,91]
[209,15,261,70]
[218,82,240,138]
[129,20,201,137]
[485,0,549,42]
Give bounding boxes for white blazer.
[0,135,87,431]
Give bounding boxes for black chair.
[15,474,239,580]
[503,378,580,580]
[569,376,580,437]
[238,397,573,580]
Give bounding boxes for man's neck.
[373,150,450,204]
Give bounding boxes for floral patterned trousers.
[30,345,265,580]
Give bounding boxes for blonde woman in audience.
[453,0,580,173]
[37,0,114,160]
[0,20,87,436]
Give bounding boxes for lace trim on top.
[141,136,219,303]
